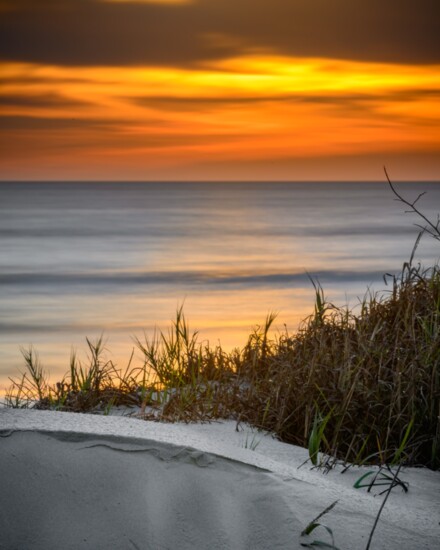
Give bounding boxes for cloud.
[102,0,192,4]
[123,88,440,124]
[0,0,438,67]
[0,93,88,108]
[0,115,121,131]
[128,88,440,107]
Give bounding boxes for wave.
[0,268,389,290]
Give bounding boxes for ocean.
[1,181,439,391]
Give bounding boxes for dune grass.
[6,260,439,469]
[5,179,440,470]
[239,262,440,469]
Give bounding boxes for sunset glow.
[1,0,439,179]
[2,58,440,180]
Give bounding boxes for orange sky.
[1,0,439,180]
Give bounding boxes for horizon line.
[1,179,439,184]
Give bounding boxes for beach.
[1,409,439,549]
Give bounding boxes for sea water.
[1,181,439,390]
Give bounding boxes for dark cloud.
[0,0,438,67]
[126,88,440,120]
[0,93,88,108]
[0,114,253,150]
[0,115,121,131]
[0,74,100,86]
[130,89,440,107]
[128,94,292,113]
[130,95,284,106]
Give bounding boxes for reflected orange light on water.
[0,285,318,391]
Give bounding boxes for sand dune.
[0,410,439,549]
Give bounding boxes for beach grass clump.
[135,306,236,389]
[6,337,146,412]
[238,262,440,469]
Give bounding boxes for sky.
[1,0,439,181]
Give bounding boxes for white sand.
[0,409,439,549]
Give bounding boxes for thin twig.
[384,166,440,240]
[365,462,403,550]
